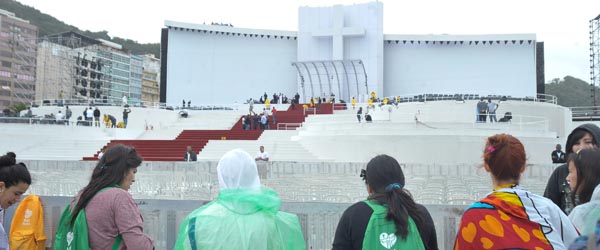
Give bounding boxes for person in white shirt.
[97,148,104,160]
[255,146,269,179]
[487,98,499,123]
[86,107,94,126]
[255,146,269,162]
[55,111,65,123]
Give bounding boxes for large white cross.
[312,5,365,60]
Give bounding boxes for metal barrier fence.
[12,160,558,250]
[2,196,466,250]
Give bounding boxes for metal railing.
[29,93,558,111]
[333,93,558,111]
[470,113,549,131]
[569,106,600,118]
[276,123,303,130]
[303,107,317,116]
[0,116,70,125]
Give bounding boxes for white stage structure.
[162,2,539,105]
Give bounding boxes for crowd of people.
[17,105,133,128]
[1,125,598,249]
[242,107,277,130]
[171,130,598,249]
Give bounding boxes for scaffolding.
[36,32,110,105]
[3,24,37,108]
[36,36,79,104]
[590,14,600,106]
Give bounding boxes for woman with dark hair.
[566,148,600,234]
[544,124,600,214]
[454,134,578,249]
[332,154,438,250]
[61,144,153,249]
[0,155,31,249]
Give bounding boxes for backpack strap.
[364,199,387,214]
[112,234,122,250]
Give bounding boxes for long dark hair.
[570,148,600,205]
[0,155,31,188]
[364,154,423,239]
[70,144,142,225]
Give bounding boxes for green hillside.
[0,0,160,57]
[545,76,598,107]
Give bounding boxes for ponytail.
[371,187,424,239]
[364,154,424,239]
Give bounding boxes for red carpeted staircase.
[83,104,333,161]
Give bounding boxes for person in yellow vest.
[396,96,401,109]
[309,98,314,108]
[368,98,373,109]
[103,114,110,128]
[370,91,376,100]
[382,97,389,111]
[351,97,357,110]
[265,98,271,109]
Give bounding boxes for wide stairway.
[83,104,333,161]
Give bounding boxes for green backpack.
[53,187,122,250]
[362,200,425,250]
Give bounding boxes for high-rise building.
[129,54,143,104]
[36,32,100,104]
[0,9,38,109]
[36,32,147,106]
[142,54,160,105]
[95,39,131,104]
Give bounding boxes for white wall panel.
[383,42,536,98]
[298,2,383,102]
[166,29,297,105]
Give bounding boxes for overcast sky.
[12,0,600,82]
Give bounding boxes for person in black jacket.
[544,123,600,214]
[93,107,101,127]
[332,155,438,250]
[551,144,566,163]
[183,146,197,162]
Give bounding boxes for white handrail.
[276,123,302,130]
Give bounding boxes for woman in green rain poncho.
[175,149,306,250]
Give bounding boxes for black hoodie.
[543,123,600,214]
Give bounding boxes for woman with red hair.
[454,134,578,249]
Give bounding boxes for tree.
[8,102,26,117]
[545,76,597,107]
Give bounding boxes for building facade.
[141,54,160,105]
[163,2,540,105]
[35,32,149,106]
[141,70,159,104]
[129,54,143,104]
[0,9,37,109]
[35,40,76,103]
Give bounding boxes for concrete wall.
[299,100,570,164]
